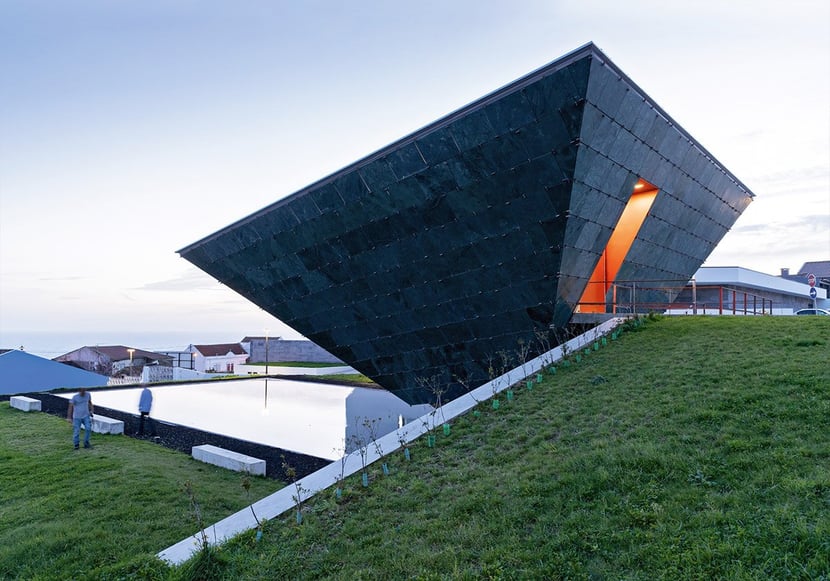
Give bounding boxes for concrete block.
[192,444,266,476]
[10,396,41,412]
[81,415,124,435]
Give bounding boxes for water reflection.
[68,378,431,460]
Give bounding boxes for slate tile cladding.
[179,43,753,405]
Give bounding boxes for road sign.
[807,273,816,287]
[810,287,817,299]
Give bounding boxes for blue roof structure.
[0,349,109,396]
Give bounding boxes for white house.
[188,343,249,374]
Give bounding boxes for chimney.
[781,268,789,277]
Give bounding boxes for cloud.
[734,214,829,235]
[707,210,829,273]
[37,275,87,282]
[138,268,224,292]
[754,165,830,185]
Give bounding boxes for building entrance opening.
[578,178,659,313]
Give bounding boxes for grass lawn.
[0,408,280,580]
[2,315,828,579]
[314,373,377,385]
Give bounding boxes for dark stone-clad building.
[179,43,754,405]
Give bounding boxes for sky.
[1,0,829,353]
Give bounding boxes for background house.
[188,343,248,373]
[54,345,173,377]
[780,260,830,295]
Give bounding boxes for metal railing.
[692,285,774,315]
[578,279,774,316]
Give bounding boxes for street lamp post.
[127,348,135,381]
[263,329,270,410]
[264,329,269,376]
[691,277,697,315]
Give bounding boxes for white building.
[188,343,249,374]
[671,266,828,315]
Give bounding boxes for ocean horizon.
[0,330,277,359]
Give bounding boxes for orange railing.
[577,280,774,316]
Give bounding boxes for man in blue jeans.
[67,387,94,449]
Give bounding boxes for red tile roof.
[192,343,248,357]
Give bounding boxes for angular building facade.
[179,43,754,405]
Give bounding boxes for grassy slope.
[2,316,828,579]
[0,408,278,580]
[216,316,829,580]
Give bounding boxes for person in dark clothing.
[138,385,153,436]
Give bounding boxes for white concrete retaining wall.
[170,368,216,381]
[81,415,124,435]
[192,444,266,476]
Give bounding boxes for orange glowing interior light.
[578,178,659,313]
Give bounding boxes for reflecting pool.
[61,378,432,460]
